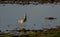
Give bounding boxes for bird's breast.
[20,20,24,23]
[18,19,24,24]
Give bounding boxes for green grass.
[0,28,60,37]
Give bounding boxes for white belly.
[18,20,24,24]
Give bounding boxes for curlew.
[17,13,27,24]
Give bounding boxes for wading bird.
[17,13,27,24]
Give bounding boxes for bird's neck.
[24,13,27,18]
[24,15,27,19]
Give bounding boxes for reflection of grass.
[0,27,60,37]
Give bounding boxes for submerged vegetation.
[0,26,60,37]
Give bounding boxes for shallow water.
[0,4,60,31]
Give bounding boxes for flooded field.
[0,4,60,34]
